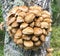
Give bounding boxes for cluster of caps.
[6,6,52,50]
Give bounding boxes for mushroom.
[25,13,35,23]
[19,6,28,12]
[8,17,16,25]
[20,23,28,29]
[16,16,24,23]
[30,22,35,27]
[42,14,50,18]
[34,41,41,46]
[11,28,17,34]
[40,34,45,42]
[35,20,41,27]
[16,12,26,18]
[22,35,30,40]
[46,48,53,53]
[29,9,40,16]
[29,6,42,12]
[15,29,22,37]
[42,29,47,35]
[24,41,33,48]
[41,22,49,29]
[16,39,23,44]
[13,38,18,43]
[32,36,39,42]
[34,27,42,36]
[38,17,43,22]
[14,36,21,39]
[44,18,52,23]
[42,10,51,16]
[22,27,34,35]
[11,21,19,27]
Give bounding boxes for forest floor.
[0,26,60,56]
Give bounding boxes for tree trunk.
[0,0,51,56]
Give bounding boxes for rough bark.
[0,0,51,56]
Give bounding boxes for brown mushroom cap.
[22,35,30,40]
[41,22,49,29]
[11,28,17,34]
[24,41,33,48]
[16,16,24,23]
[30,22,35,27]
[44,18,52,23]
[35,20,41,27]
[22,27,34,35]
[16,12,26,18]
[34,27,42,36]
[32,36,39,42]
[42,29,47,35]
[29,6,42,12]
[47,48,53,53]
[11,21,19,27]
[25,13,35,23]
[20,23,28,29]
[34,41,41,46]
[40,34,45,42]
[8,17,16,25]
[19,6,28,12]
[16,39,23,44]
[15,29,22,37]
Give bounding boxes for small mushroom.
[13,38,18,43]
[41,22,49,29]
[20,23,28,29]
[11,28,17,34]
[29,9,39,15]
[14,36,21,39]
[42,10,51,16]
[30,22,35,27]
[24,41,33,48]
[47,48,53,53]
[19,6,28,12]
[16,16,24,23]
[11,21,19,27]
[25,13,35,23]
[8,17,16,25]
[32,36,39,42]
[42,29,47,35]
[40,34,45,42]
[34,27,42,36]
[22,35,30,40]
[38,17,43,22]
[22,27,34,35]
[35,20,41,27]
[42,14,50,18]
[29,6,42,12]
[16,39,23,44]
[15,29,22,37]
[44,18,52,23]
[34,41,41,46]
[16,12,26,18]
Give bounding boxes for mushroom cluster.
[6,6,52,50]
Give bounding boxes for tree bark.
[0,0,51,56]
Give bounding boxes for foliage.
[51,26,60,56]
[51,0,60,26]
